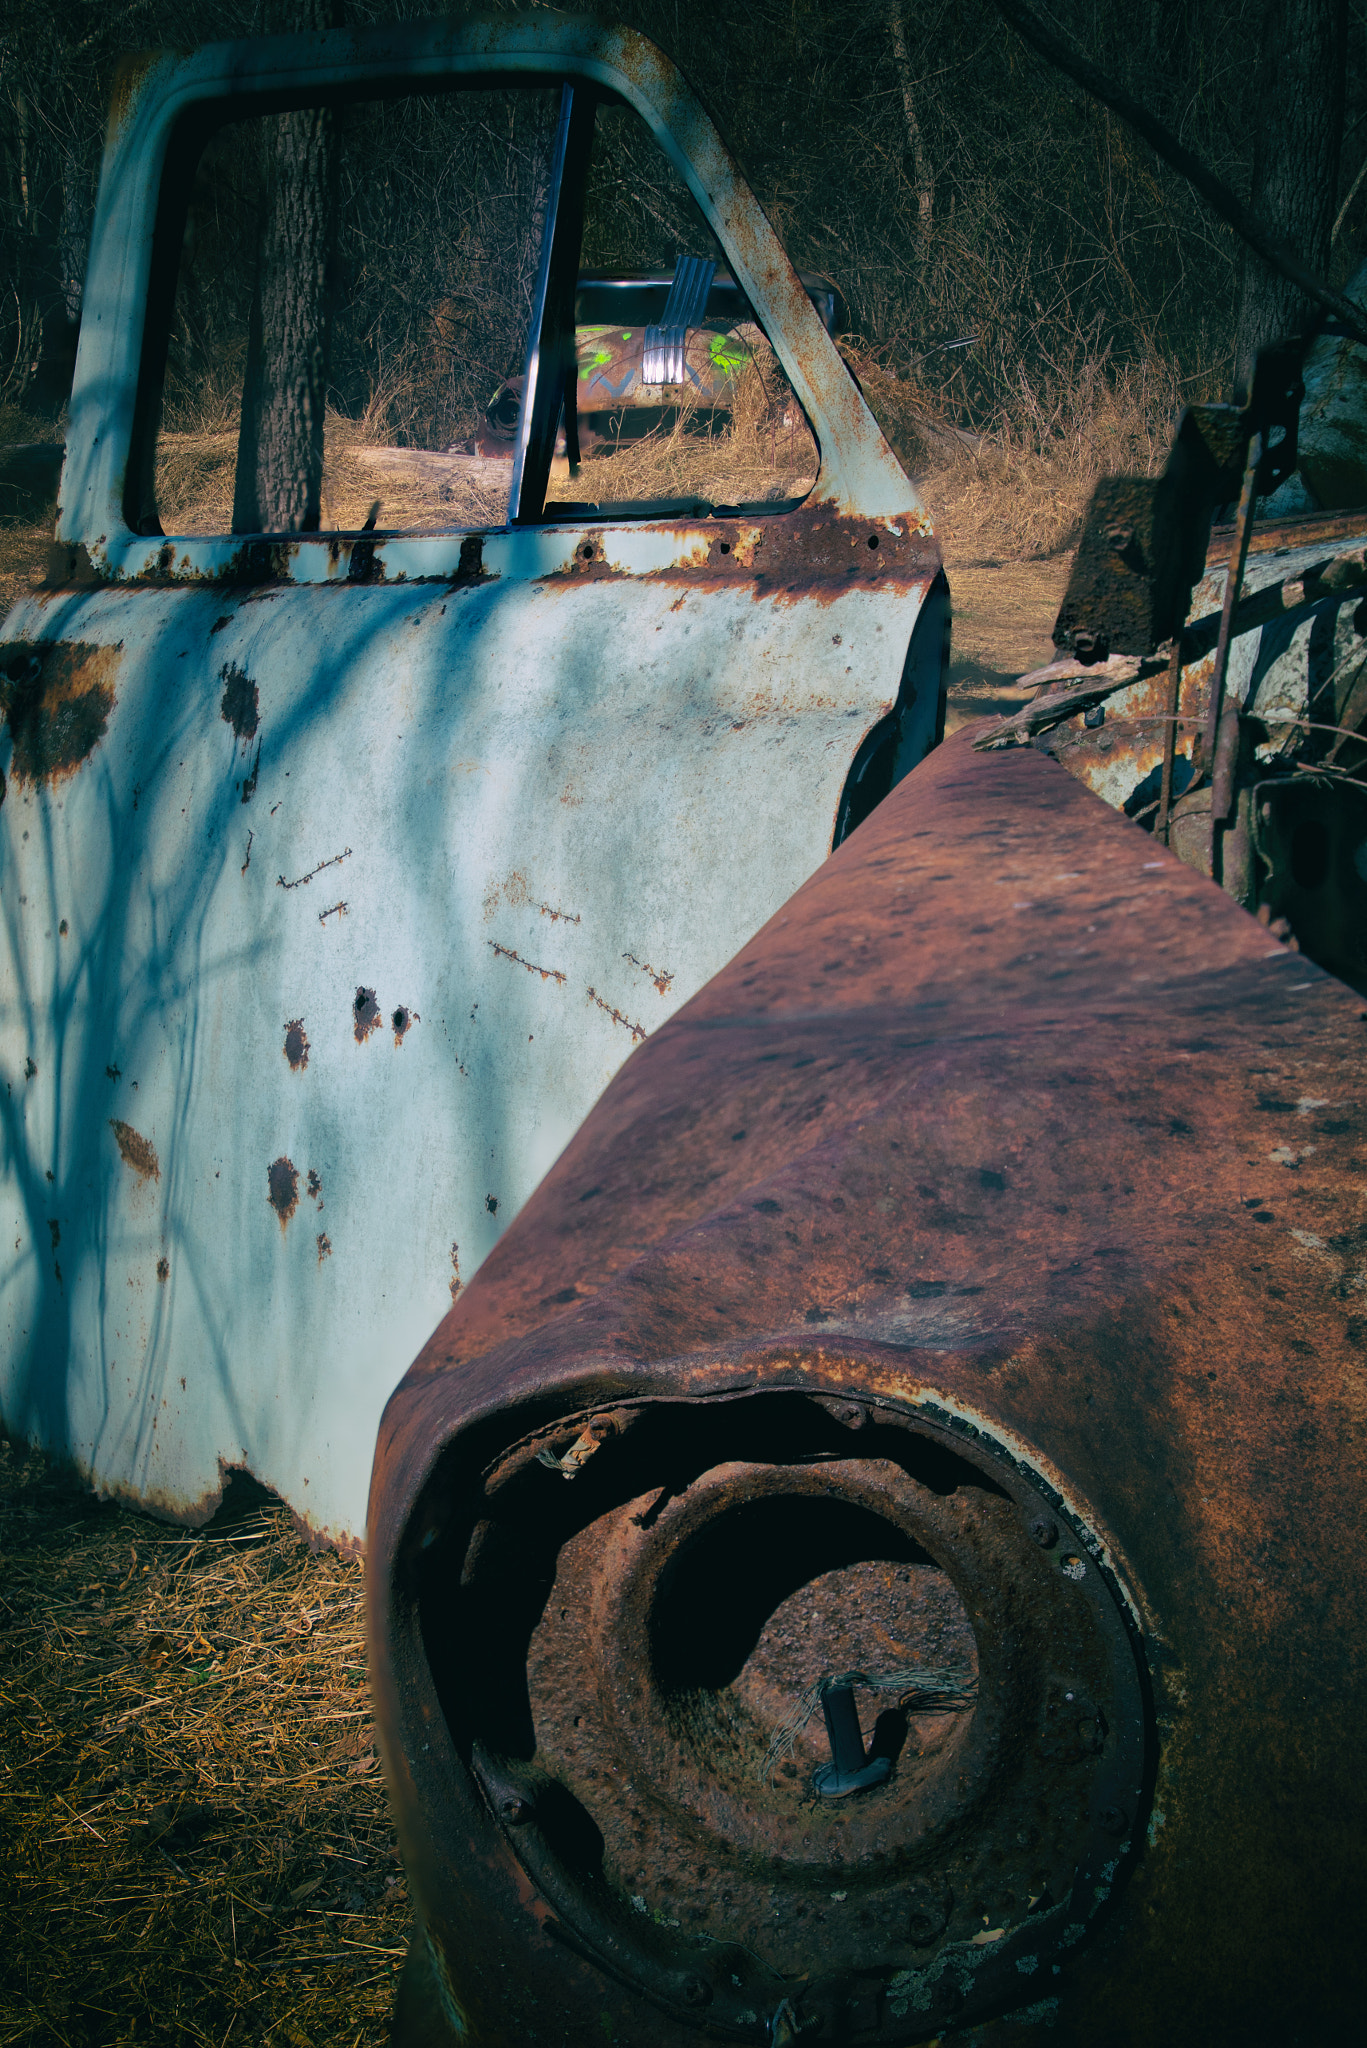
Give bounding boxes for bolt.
[1098,1805,1128,1837]
[834,1402,866,1428]
[500,1796,534,1826]
[1029,1515,1059,1550]
[680,1976,712,2007]
[1105,524,1135,551]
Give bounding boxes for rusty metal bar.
[510,84,596,523]
[1154,632,1185,845]
[1205,430,1263,872]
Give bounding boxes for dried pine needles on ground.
[0,1436,407,2047]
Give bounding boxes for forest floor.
[0,1437,407,2048]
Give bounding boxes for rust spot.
[106,50,160,138]
[105,1064,121,1082]
[110,1119,159,1181]
[317,1232,332,1264]
[353,987,382,1043]
[286,1019,313,1073]
[623,951,674,996]
[490,942,566,984]
[482,869,530,919]
[319,900,348,925]
[485,1195,498,1215]
[587,986,647,1042]
[219,662,259,745]
[539,902,581,925]
[449,1242,462,1303]
[156,1256,169,1282]
[268,1156,299,1228]
[284,1019,309,1071]
[392,1005,419,1045]
[1,641,119,784]
[24,1056,36,1079]
[307,1168,323,1206]
[48,1220,60,1250]
[279,847,351,891]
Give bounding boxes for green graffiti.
[708,331,750,374]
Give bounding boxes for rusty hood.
[369,730,1367,2046]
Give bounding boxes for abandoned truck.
[3,10,1367,2047]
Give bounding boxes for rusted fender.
[369,731,1367,2046]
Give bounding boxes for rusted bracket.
[972,654,1166,749]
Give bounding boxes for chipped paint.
[109,1120,159,1181]
[1,13,943,1557]
[1,641,119,784]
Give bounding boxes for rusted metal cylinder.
[368,731,1367,2046]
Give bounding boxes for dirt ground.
[0,1440,408,2047]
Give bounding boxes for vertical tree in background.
[232,0,339,534]
[1234,0,1347,383]
[885,2,934,281]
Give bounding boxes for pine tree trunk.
[232,5,339,535]
[1233,0,1347,386]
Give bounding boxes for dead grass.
[0,1435,406,2048]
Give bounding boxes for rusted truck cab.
[0,17,946,1543]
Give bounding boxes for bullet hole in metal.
[867,533,879,549]
[353,986,381,1043]
[392,1005,419,1045]
[267,1156,299,1227]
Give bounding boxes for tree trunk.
[232,5,340,535]
[1233,0,1347,387]
[886,3,934,275]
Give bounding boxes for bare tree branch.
[991,0,1367,351]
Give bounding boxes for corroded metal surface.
[0,18,943,1544]
[370,732,1367,2044]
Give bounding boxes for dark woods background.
[2,0,1364,465]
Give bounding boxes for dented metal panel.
[368,733,1367,2043]
[0,18,942,1545]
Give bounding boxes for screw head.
[1029,1515,1059,1550]
[834,1402,866,1428]
[500,1796,533,1826]
[1105,524,1135,551]
[680,1975,712,2007]
[1098,1805,1128,1837]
